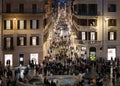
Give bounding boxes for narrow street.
[1,4,120,86]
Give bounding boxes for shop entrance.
[4,54,13,67]
[19,54,24,65]
[89,47,96,61]
[30,53,39,65]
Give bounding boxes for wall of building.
[0,0,3,63]
[1,0,46,67]
[72,0,120,60]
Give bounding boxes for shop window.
[19,54,24,65]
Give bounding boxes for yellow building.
[72,0,120,60]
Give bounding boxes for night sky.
[58,0,67,3]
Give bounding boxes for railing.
[3,46,14,50]
[76,40,102,45]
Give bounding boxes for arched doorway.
[89,47,96,61]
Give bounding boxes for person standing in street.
[112,77,115,86]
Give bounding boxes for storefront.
[30,53,39,64]
[19,54,24,65]
[89,47,96,61]
[107,47,116,60]
[4,54,13,67]
[81,46,87,59]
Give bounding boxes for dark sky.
[58,0,67,3]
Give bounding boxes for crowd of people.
[41,9,120,86]
[0,9,120,86]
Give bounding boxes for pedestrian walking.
[0,77,2,86]
[112,77,115,86]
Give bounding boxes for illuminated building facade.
[0,0,2,64]
[72,0,120,60]
[0,0,52,67]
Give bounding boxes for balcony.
[3,46,14,51]
[76,40,102,46]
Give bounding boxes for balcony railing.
[3,46,14,50]
[76,40,102,45]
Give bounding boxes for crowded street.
[0,5,120,86]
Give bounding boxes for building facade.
[0,0,2,65]
[72,0,120,60]
[1,0,48,67]
[43,0,56,57]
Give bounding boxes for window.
[4,20,13,30]
[89,32,97,40]
[78,4,87,15]
[81,32,87,40]
[19,4,24,13]
[17,36,26,46]
[18,20,27,29]
[30,20,39,29]
[108,4,116,12]
[82,32,86,40]
[77,4,97,15]
[78,31,87,40]
[32,4,37,13]
[90,32,95,40]
[4,37,13,49]
[6,3,11,13]
[108,19,116,26]
[30,36,39,46]
[79,19,87,26]
[88,4,97,15]
[88,19,97,26]
[74,4,78,14]
[108,31,116,40]
[19,54,24,65]
[78,19,97,26]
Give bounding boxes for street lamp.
[13,17,16,21]
[104,17,109,21]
